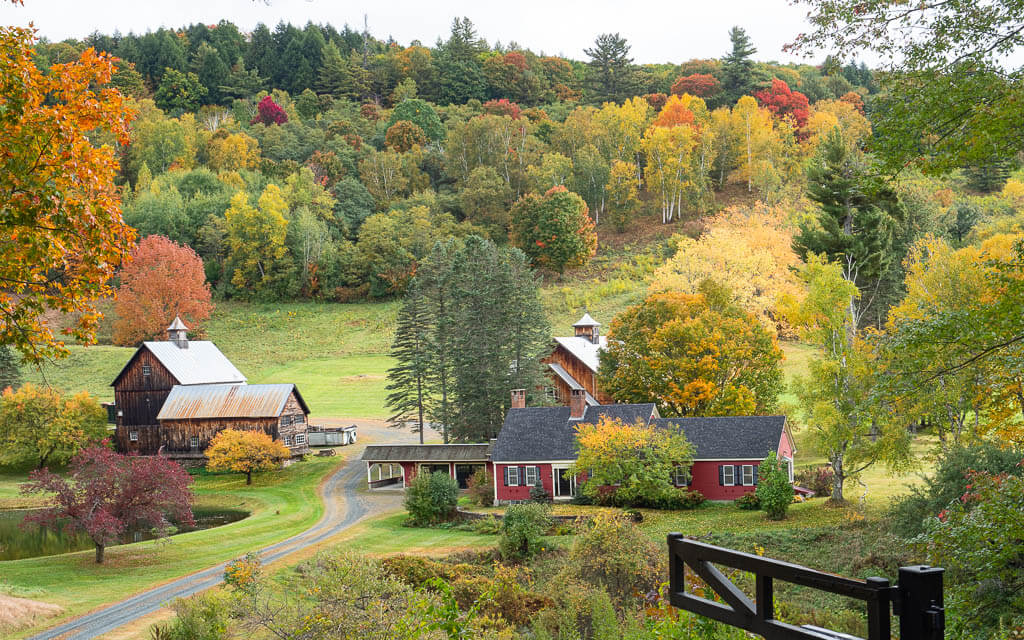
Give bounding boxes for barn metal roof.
[572,313,600,327]
[157,383,308,420]
[552,335,607,373]
[361,443,492,462]
[167,316,189,330]
[546,363,598,406]
[141,341,246,386]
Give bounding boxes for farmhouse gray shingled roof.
[492,403,658,462]
[360,443,492,462]
[652,416,787,460]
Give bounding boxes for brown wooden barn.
[542,313,613,407]
[112,317,247,455]
[156,383,311,458]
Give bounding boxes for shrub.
[499,503,552,561]
[735,492,761,510]
[888,443,1024,537]
[530,480,552,503]
[795,465,834,497]
[380,554,452,588]
[561,512,662,603]
[756,453,794,520]
[471,515,502,535]
[161,591,232,640]
[466,468,494,507]
[404,471,458,526]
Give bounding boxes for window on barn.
[189,436,199,450]
[721,465,735,486]
[294,433,306,445]
[742,465,755,486]
[142,364,151,377]
[525,466,539,486]
[129,431,139,442]
[284,435,293,446]
[545,386,559,403]
[506,466,520,486]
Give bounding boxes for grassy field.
[0,453,345,638]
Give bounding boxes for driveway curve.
[28,419,408,640]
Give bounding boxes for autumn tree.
[0,25,135,362]
[510,186,597,273]
[206,131,260,171]
[599,285,783,417]
[606,159,640,232]
[0,384,107,469]
[642,123,698,223]
[782,255,913,503]
[251,95,288,125]
[754,78,810,131]
[459,166,513,236]
[387,98,445,143]
[21,445,194,563]
[224,186,295,300]
[206,429,291,485]
[112,235,213,346]
[569,416,694,507]
[384,121,427,152]
[671,73,722,100]
[651,203,802,336]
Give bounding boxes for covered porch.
[360,443,492,489]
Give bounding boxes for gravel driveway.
[27,419,411,640]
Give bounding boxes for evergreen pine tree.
[418,240,459,443]
[721,26,757,104]
[583,33,635,104]
[218,58,268,101]
[385,283,435,444]
[316,41,353,98]
[191,41,230,105]
[0,346,21,391]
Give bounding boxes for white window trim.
[673,466,688,486]
[129,431,139,442]
[782,456,794,482]
[294,433,306,445]
[723,464,735,486]
[189,436,199,449]
[507,466,520,486]
[284,435,294,446]
[525,466,539,486]
[742,465,755,486]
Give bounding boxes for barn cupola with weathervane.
[167,316,189,349]
[573,313,600,345]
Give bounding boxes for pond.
[0,507,249,561]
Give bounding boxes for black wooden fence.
[667,535,945,640]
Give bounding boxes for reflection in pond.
[0,507,248,561]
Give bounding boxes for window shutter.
[520,467,527,486]
[753,466,759,485]
[719,465,724,486]
[503,466,510,487]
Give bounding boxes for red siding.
[688,460,764,500]
[495,463,556,501]
[778,429,795,460]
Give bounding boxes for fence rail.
[667,535,944,640]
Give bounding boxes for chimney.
[510,389,526,409]
[166,315,189,349]
[570,388,586,419]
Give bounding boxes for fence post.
[897,565,945,640]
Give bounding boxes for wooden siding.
[113,348,180,454]
[543,344,613,404]
[158,417,279,452]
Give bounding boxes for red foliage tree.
[839,91,865,114]
[502,51,528,71]
[385,120,427,152]
[671,73,722,98]
[250,95,288,126]
[360,102,381,121]
[754,78,810,129]
[113,235,213,346]
[644,93,668,111]
[482,98,522,119]
[21,445,194,563]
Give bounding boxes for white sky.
[0,0,837,65]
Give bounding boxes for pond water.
[0,507,249,561]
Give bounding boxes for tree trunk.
[95,543,105,564]
[246,470,252,485]
[829,456,845,504]
[416,374,424,445]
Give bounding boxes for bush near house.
[756,452,794,520]
[499,502,553,561]
[795,465,834,497]
[404,471,458,526]
[466,468,494,507]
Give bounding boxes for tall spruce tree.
[385,283,434,444]
[721,26,757,104]
[435,17,488,105]
[584,33,635,104]
[0,346,21,391]
[793,128,899,327]
[418,240,459,443]
[317,41,354,98]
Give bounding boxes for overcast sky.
[0,0,839,65]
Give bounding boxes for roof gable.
[113,341,246,387]
[157,383,304,420]
[552,335,607,372]
[653,416,787,460]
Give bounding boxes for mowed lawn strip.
[2,454,344,638]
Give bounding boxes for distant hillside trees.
[113,235,214,346]
[386,236,550,442]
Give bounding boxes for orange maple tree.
[112,235,213,346]
[206,429,291,485]
[1,20,135,361]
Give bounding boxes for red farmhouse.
[363,389,795,504]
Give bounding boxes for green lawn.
[250,354,393,420]
[334,512,497,555]
[1,453,345,638]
